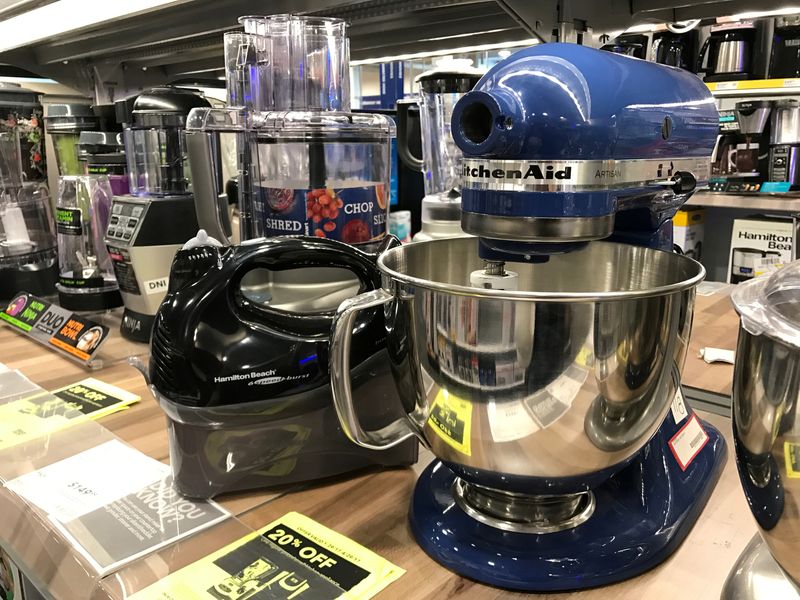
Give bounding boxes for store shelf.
[690,190,800,212]
[707,78,800,97]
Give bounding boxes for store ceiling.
[0,0,790,99]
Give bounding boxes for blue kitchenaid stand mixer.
[329,42,727,593]
[411,43,727,591]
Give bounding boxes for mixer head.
[450,43,718,262]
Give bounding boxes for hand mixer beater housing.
[330,43,727,592]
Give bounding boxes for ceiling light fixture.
[0,0,187,53]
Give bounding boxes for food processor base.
[721,534,800,600]
[409,417,726,591]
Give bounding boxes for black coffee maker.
[709,101,773,193]
[770,16,800,78]
[650,29,698,71]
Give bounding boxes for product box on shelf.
[673,208,705,260]
[727,215,799,283]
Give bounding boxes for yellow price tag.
[427,389,472,456]
[785,441,800,479]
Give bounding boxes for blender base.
[721,534,800,599]
[409,417,726,591]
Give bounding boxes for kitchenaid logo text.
[462,163,573,181]
[738,231,793,250]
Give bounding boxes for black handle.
[696,37,711,73]
[396,99,425,172]
[231,236,398,338]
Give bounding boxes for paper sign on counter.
[5,439,229,575]
[0,378,139,452]
[129,511,404,600]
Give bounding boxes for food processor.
[722,262,800,599]
[0,131,57,301]
[329,43,726,591]
[106,88,210,342]
[397,59,482,241]
[187,15,393,307]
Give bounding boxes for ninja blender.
[0,131,57,300]
[44,103,97,177]
[330,43,726,591]
[396,59,482,241]
[106,88,210,342]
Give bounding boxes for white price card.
[5,439,166,522]
[668,414,709,471]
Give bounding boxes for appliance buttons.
[109,216,119,225]
[122,232,132,240]
[132,206,144,217]
[112,203,123,214]
[127,217,138,227]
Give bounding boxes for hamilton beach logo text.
[463,163,573,181]
[213,369,311,385]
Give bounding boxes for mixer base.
[409,417,726,591]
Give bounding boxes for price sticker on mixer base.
[668,414,709,471]
[670,387,689,425]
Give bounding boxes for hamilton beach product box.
[727,216,798,283]
[673,208,704,260]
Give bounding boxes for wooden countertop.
[0,290,753,600]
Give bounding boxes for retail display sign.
[128,511,405,600]
[1,292,109,366]
[668,414,710,471]
[4,440,229,575]
[0,377,138,452]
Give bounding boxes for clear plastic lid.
[236,14,349,111]
[731,261,800,347]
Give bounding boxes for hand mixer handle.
[330,288,418,450]
[231,237,390,338]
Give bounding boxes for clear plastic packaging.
[731,260,800,346]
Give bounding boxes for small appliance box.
[673,208,704,260]
[728,216,799,283]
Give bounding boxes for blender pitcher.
[397,59,482,241]
[0,131,58,300]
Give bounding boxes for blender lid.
[78,131,125,159]
[732,261,800,347]
[131,87,211,128]
[0,82,40,107]
[416,59,484,93]
[44,103,97,131]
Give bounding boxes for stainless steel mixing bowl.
[331,237,704,497]
[731,265,800,586]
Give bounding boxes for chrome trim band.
[461,157,711,192]
[462,212,615,242]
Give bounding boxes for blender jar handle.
[330,288,417,450]
[396,99,425,172]
[696,37,711,73]
[186,130,233,243]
